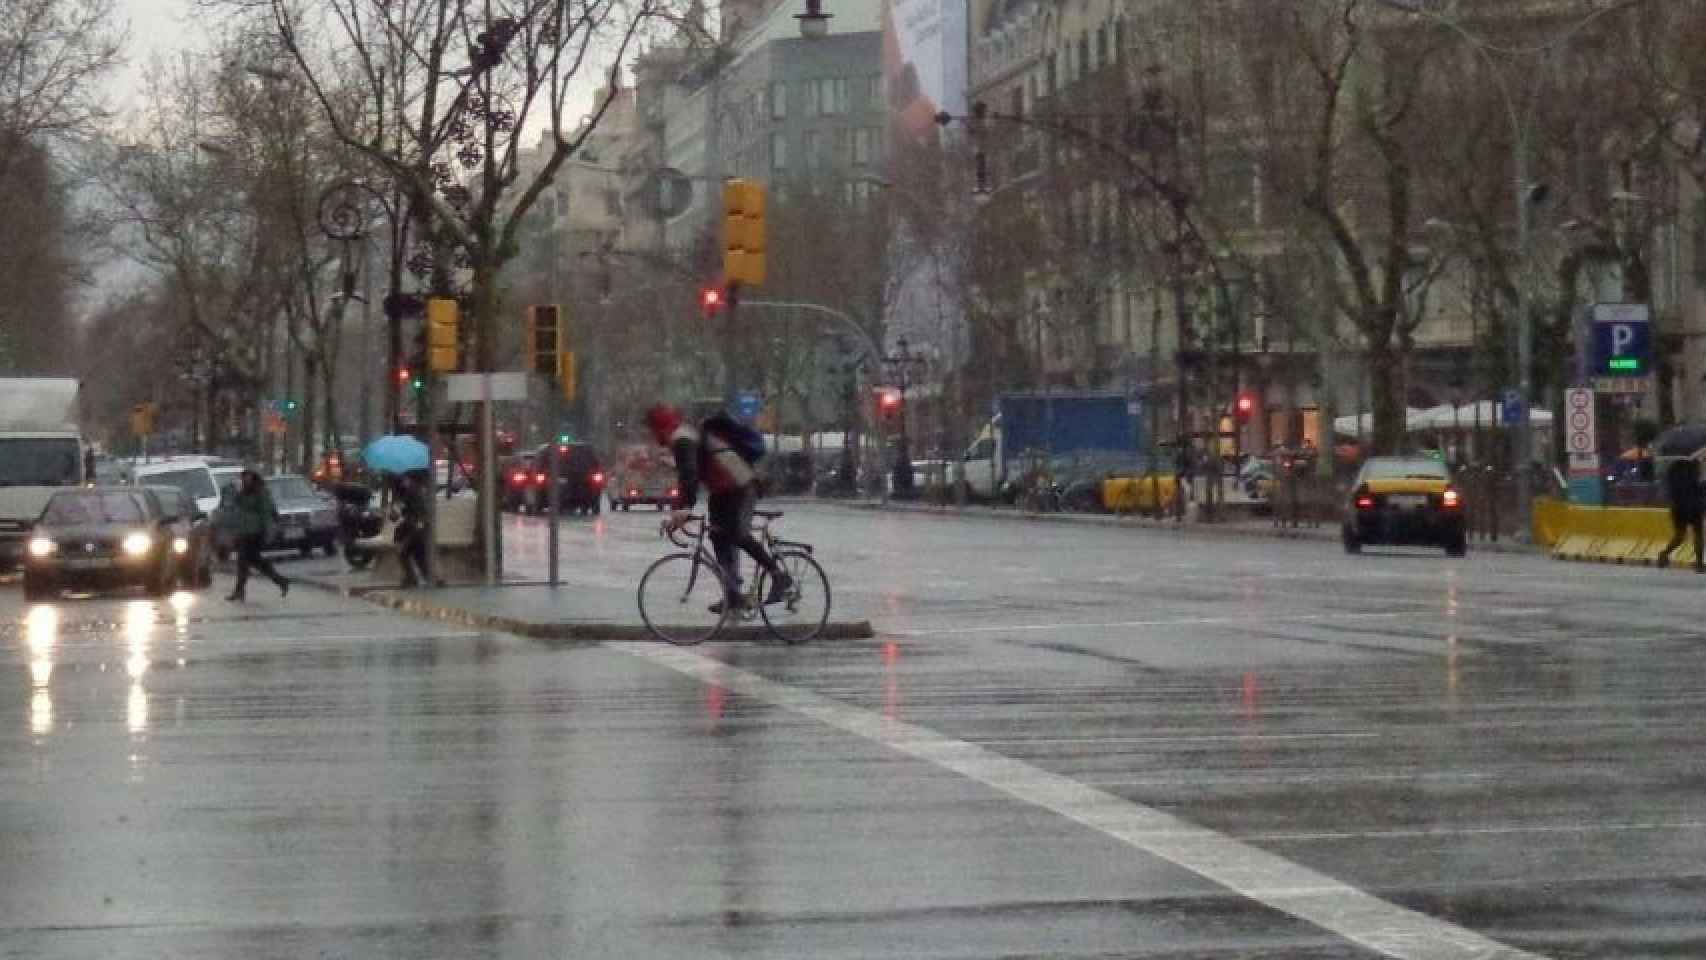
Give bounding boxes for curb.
[823,499,1539,556]
[295,575,875,645]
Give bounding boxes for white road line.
[971,733,1380,745]
[888,611,1411,637]
[611,642,1547,960]
[1251,820,1706,842]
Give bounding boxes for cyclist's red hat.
[644,404,682,436]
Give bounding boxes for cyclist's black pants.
[708,488,780,596]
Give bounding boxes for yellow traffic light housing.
[558,350,577,403]
[426,297,460,373]
[526,305,562,374]
[130,401,157,437]
[722,179,766,287]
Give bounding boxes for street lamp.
[795,0,832,39]
[318,180,399,442]
[885,336,927,497]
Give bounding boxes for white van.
[131,458,232,518]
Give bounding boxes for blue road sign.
[734,390,762,421]
[1589,303,1652,378]
[1501,389,1526,425]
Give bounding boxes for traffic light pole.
[547,401,560,588]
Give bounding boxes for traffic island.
[294,571,874,645]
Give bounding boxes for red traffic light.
[878,388,901,412]
[700,287,724,314]
[396,367,411,384]
[1234,392,1255,421]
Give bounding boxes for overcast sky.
[110,0,211,109]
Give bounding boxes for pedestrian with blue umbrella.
[363,435,432,475]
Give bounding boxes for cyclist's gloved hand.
[665,509,691,532]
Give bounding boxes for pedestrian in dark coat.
[1657,457,1705,572]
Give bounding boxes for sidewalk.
[288,553,874,645]
[824,497,1539,555]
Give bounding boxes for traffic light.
[700,286,725,318]
[396,366,411,385]
[877,387,902,418]
[426,296,460,372]
[129,402,157,437]
[558,349,577,404]
[278,398,299,414]
[526,304,562,375]
[722,179,766,287]
[1234,392,1255,423]
[410,373,425,392]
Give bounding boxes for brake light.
[534,472,547,485]
[670,488,679,497]
[591,472,605,487]
[628,489,639,497]
[510,471,526,486]
[1355,495,1375,510]
[1442,489,1461,509]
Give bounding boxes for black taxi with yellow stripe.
[1342,456,1467,556]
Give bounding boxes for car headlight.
[122,532,153,556]
[172,537,189,555]
[28,537,56,558]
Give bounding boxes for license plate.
[63,557,112,570]
[1389,495,1426,509]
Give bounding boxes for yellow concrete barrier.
[1550,504,1689,566]
[1103,474,1177,513]
[1531,496,1568,548]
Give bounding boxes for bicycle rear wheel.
[758,550,831,644]
[638,553,729,645]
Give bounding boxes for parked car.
[266,474,340,557]
[140,485,213,589]
[131,457,228,518]
[529,442,605,515]
[22,487,179,600]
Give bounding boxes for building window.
[771,132,787,171]
[1078,33,1090,80]
[815,77,848,116]
[1113,19,1124,61]
[852,127,873,165]
[1096,26,1107,69]
[1009,85,1023,121]
[861,74,883,111]
[1046,54,1057,95]
[804,129,822,168]
[803,80,819,116]
[769,81,787,119]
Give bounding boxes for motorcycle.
[331,482,384,569]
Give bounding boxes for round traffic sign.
[1569,390,1592,410]
[1569,410,1591,431]
[1569,433,1592,453]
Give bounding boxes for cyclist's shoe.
[764,572,795,605]
[709,594,747,615]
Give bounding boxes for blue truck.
[961,392,1143,499]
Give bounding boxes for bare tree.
[0,0,123,183]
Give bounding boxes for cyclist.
[645,403,792,612]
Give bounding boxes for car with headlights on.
[22,487,180,601]
[1342,456,1467,557]
[141,484,213,589]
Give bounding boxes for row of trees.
[876,0,1706,459]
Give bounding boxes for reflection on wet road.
[4,503,1705,957]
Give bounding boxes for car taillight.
[534,472,547,485]
[510,471,527,486]
[592,472,605,486]
[628,489,639,497]
[669,488,679,497]
[1442,489,1461,508]
[1355,495,1375,510]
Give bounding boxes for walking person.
[393,470,431,588]
[225,469,289,602]
[1657,456,1705,572]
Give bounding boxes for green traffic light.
[411,377,424,391]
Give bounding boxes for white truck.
[0,378,85,571]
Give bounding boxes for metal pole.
[480,374,498,586]
[423,375,438,587]
[547,401,560,587]
[1514,141,1534,540]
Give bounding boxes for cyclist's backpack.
[702,413,767,466]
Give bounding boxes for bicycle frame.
[669,513,813,612]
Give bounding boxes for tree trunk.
[301,355,319,476]
[1368,337,1407,456]
[471,261,502,580]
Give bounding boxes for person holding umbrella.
[364,434,435,588]
[1658,455,1706,573]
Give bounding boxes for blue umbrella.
[363,435,431,474]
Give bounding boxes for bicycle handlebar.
[662,514,704,548]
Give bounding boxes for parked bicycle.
[638,509,831,645]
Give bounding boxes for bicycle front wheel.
[758,550,831,644]
[638,552,729,645]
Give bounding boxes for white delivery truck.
[0,378,85,571]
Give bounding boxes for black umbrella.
[1654,424,1706,458]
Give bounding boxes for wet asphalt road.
[5,501,1706,958]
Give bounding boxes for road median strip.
[295,573,874,644]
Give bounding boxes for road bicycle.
[637,509,831,645]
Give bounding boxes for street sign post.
[735,390,763,422]
[1500,389,1526,426]
[1564,387,1601,506]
